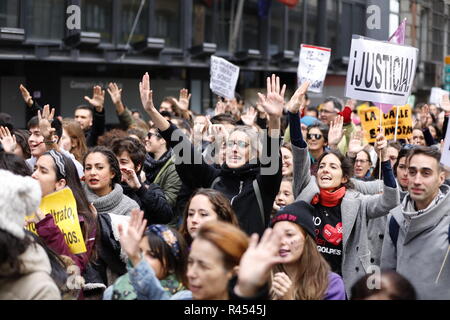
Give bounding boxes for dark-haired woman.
[82,146,139,216]
[178,188,239,246]
[30,150,97,275]
[287,83,399,298]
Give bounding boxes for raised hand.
[285,81,310,114]
[271,272,293,300]
[419,105,432,129]
[107,82,123,106]
[214,97,226,115]
[257,74,286,119]
[174,88,191,111]
[19,84,33,107]
[347,130,365,156]
[139,72,156,113]
[84,85,105,112]
[118,208,147,266]
[441,94,450,113]
[0,126,17,153]
[327,115,345,149]
[234,228,284,298]
[37,104,56,141]
[120,167,142,190]
[374,126,388,162]
[241,107,258,126]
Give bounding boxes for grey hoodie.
[381,184,450,300]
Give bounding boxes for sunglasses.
[227,140,249,149]
[306,133,323,140]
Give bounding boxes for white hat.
[0,169,42,239]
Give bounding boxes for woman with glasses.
[353,150,373,181]
[305,123,329,176]
[138,72,282,237]
[142,127,182,212]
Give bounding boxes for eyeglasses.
[306,133,323,140]
[227,140,249,149]
[147,132,161,139]
[319,109,337,115]
[355,159,370,164]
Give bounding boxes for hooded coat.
[0,242,61,300]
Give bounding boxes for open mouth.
[279,249,290,257]
[320,176,332,182]
[88,179,99,185]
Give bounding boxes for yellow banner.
[25,188,87,255]
[358,105,413,143]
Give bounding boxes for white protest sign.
[345,36,418,106]
[297,44,331,93]
[210,56,240,100]
[430,87,448,105]
[441,125,450,167]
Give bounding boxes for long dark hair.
[83,146,122,186]
[179,189,239,245]
[0,230,33,277]
[145,226,189,287]
[43,151,98,261]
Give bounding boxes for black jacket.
[159,123,282,237]
[85,108,105,147]
[121,182,174,225]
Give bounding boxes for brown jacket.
[0,242,61,300]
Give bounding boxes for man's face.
[319,101,338,125]
[407,154,445,209]
[74,109,93,131]
[159,101,173,113]
[28,126,46,158]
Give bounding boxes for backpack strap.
[389,216,400,248]
[253,180,265,227]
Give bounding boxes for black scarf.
[143,150,172,183]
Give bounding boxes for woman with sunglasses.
[287,82,399,298]
[305,123,329,176]
[138,73,283,237]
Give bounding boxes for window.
[120,0,149,44]
[81,0,113,43]
[270,1,284,55]
[420,9,429,62]
[154,0,180,48]
[306,0,317,44]
[26,0,64,40]
[192,0,213,46]
[389,0,400,37]
[0,0,19,28]
[239,1,259,52]
[431,0,445,62]
[287,2,303,53]
[216,0,232,51]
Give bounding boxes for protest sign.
[210,55,240,100]
[358,105,413,143]
[346,36,418,106]
[297,44,331,93]
[441,123,450,167]
[430,87,448,105]
[25,188,87,255]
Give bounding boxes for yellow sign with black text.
[358,105,413,143]
[25,188,87,254]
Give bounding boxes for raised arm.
[107,82,136,130]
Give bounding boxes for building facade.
[0,0,448,128]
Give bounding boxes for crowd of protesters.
[0,71,449,301]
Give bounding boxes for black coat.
[122,182,174,225]
[159,123,282,237]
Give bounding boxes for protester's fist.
[375,126,388,162]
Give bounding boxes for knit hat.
[0,169,42,239]
[270,201,316,239]
[300,116,319,127]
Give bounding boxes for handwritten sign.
[346,36,418,106]
[25,188,87,254]
[358,105,413,143]
[297,44,331,93]
[210,56,240,100]
[430,87,448,105]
